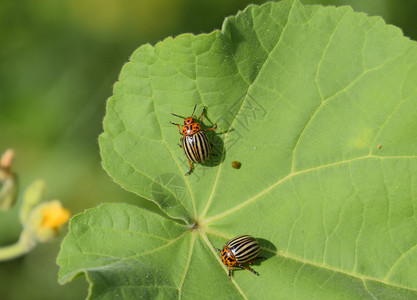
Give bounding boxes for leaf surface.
[58,0,417,298]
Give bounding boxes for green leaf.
[58,0,417,298]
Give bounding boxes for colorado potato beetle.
[218,235,264,277]
[171,105,217,175]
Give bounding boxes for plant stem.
[0,231,36,261]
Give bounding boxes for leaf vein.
[261,247,417,293]
[314,9,349,101]
[178,232,196,299]
[111,137,192,223]
[204,155,417,224]
[200,0,294,219]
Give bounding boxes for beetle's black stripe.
[181,132,211,164]
[226,235,260,264]
[182,136,197,163]
[226,235,255,248]
[195,132,210,162]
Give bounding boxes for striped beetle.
[218,235,265,277]
[170,105,217,175]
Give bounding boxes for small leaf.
[59,0,417,298]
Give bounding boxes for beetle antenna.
[191,105,197,117]
[171,113,185,119]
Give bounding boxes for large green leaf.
[58,0,417,298]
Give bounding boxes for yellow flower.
[41,201,71,232]
[26,200,71,243]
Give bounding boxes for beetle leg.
[177,143,182,148]
[248,257,266,265]
[239,265,259,276]
[200,106,206,123]
[203,124,217,132]
[185,160,194,175]
[170,122,182,134]
[228,267,234,278]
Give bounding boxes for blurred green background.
[0,0,416,299]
